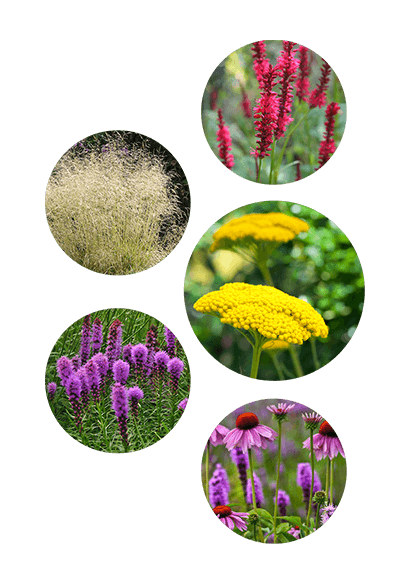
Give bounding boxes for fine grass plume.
[45,132,188,275]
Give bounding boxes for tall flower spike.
[106,319,123,370]
[251,41,269,89]
[209,463,230,507]
[131,343,148,382]
[252,65,280,159]
[111,382,129,447]
[113,359,130,385]
[128,386,143,420]
[216,109,234,169]
[47,382,56,401]
[80,315,92,366]
[246,472,264,508]
[230,447,249,502]
[274,41,299,140]
[56,356,73,387]
[164,326,177,358]
[91,317,103,355]
[309,59,332,108]
[241,89,252,118]
[167,357,184,393]
[297,462,322,508]
[85,358,101,403]
[76,367,90,408]
[66,373,82,431]
[295,45,310,102]
[316,102,340,170]
[178,398,188,411]
[273,489,290,516]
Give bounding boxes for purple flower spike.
[131,343,148,381]
[111,383,129,447]
[92,317,103,355]
[122,344,134,364]
[231,447,249,502]
[273,489,290,516]
[164,326,176,358]
[145,324,159,352]
[66,373,82,430]
[47,382,57,401]
[93,353,108,377]
[56,356,73,387]
[113,359,130,385]
[76,367,90,408]
[246,471,264,508]
[154,350,170,371]
[209,463,230,507]
[128,386,144,419]
[297,463,322,509]
[71,355,81,372]
[80,315,92,365]
[85,358,101,403]
[178,398,188,411]
[106,319,123,370]
[167,357,184,395]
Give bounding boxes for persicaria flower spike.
[251,41,269,89]
[252,65,279,159]
[213,505,249,532]
[223,411,277,454]
[216,109,234,169]
[274,41,299,140]
[113,359,130,385]
[295,45,310,102]
[91,317,103,355]
[241,89,252,118]
[316,102,340,170]
[209,425,230,446]
[309,59,332,108]
[303,420,345,460]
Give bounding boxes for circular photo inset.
[185,201,364,380]
[45,309,190,452]
[202,40,346,184]
[45,130,190,275]
[203,399,346,543]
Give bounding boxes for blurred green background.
[185,201,364,379]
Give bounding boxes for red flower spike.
[216,109,234,169]
[316,102,340,170]
[213,505,232,518]
[236,412,260,430]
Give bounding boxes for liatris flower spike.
[128,386,143,420]
[231,447,249,502]
[66,373,82,431]
[106,319,123,370]
[213,505,249,532]
[56,356,73,387]
[273,489,290,516]
[224,412,277,454]
[113,359,130,385]
[47,382,56,401]
[246,472,264,508]
[167,357,184,387]
[316,102,340,170]
[92,317,103,355]
[303,420,345,461]
[216,109,234,169]
[209,425,229,446]
[209,463,230,507]
[178,398,188,410]
[164,326,176,358]
[131,343,148,380]
[111,382,129,448]
[85,358,101,403]
[80,315,92,366]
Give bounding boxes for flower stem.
[273,420,282,544]
[305,430,315,533]
[250,338,263,379]
[269,141,278,184]
[330,458,334,504]
[274,107,310,182]
[157,378,162,431]
[325,459,330,498]
[248,448,257,512]
[256,158,263,182]
[289,345,304,378]
[272,354,285,380]
[310,337,320,370]
[205,442,210,501]
[257,259,274,286]
[315,503,321,530]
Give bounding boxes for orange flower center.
[213,505,232,518]
[236,412,260,430]
[319,421,337,437]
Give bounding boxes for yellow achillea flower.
[262,340,290,351]
[210,212,309,253]
[194,282,328,345]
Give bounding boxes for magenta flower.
[85,358,101,403]
[216,108,234,169]
[164,326,176,358]
[288,526,301,539]
[47,382,56,401]
[209,425,229,446]
[76,367,90,408]
[213,505,249,531]
[302,412,323,430]
[210,88,218,110]
[223,412,277,454]
[316,101,340,170]
[56,356,73,387]
[267,402,295,422]
[246,472,264,508]
[178,398,188,411]
[274,41,299,140]
[295,45,310,102]
[122,344,133,364]
[303,421,345,461]
[145,324,159,352]
[309,59,332,108]
[209,464,230,507]
[321,504,336,524]
[252,65,279,159]
[251,41,269,89]
[241,89,252,118]
[111,382,129,447]
[131,343,148,381]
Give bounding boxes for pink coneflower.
[216,109,234,169]
[209,425,229,446]
[251,41,269,89]
[252,65,280,159]
[224,412,277,454]
[267,402,295,422]
[302,412,323,430]
[295,45,310,102]
[303,420,345,460]
[316,101,340,169]
[321,504,336,524]
[241,89,252,118]
[213,505,249,531]
[274,41,299,140]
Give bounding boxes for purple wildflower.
[297,462,322,508]
[167,357,184,394]
[164,326,176,358]
[273,489,290,516]
[230,447,249,502]
[80,315,92,366]
[213,506,249,532]
[111,383,129,447]
[122,344,133,364]
[178,398,188,411]
[209,463,230,507]
[321,504,336,524]
[210,425,229,446]
[85,358,101,403]
[128,386,143,419]
[223,412,278,454]
[106,319,123,370]
[131,343,148,381]
[92,317,103,355]
[145,324,159,352]
[71,355,81,372]
[246,472,264,508]
[47,382,56,401]
[76,367,90,408]
[113,359,130,385]
[303,420,345,461]
[56,356,73,387]
[66,373,82,431]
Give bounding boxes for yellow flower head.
[210,212,309,253]
[193,282,328,345]
[262,339,290,351]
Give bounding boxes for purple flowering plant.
[202,399,346,543]
[45,309,190,452]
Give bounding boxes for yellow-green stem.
[272,354,285,380]
[289,345,304,378]
[250,339,263,379]
[273,420,282,544]
[310,337,320,370]
[330,458,334,504]
[305,430,315,533]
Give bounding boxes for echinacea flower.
[216,109,234,169]
[321,504,336,524]
[209,425,229,446]
[213,505,249,531]
[303,420,345,460]
[267,402,295,423]
[209,463,230,507]
[288,526,301,539]
[223,412,277,454]
[302,412,323,431]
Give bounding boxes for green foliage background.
[185,201,364,380]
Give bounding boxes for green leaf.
[276,523,290,534]
[279,532,297,542]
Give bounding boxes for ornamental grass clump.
[194,282,328,378]
[45,133,187,275]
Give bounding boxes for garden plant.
[185,201,364,380]
[203,399,346,543]
[46,131,190,275]
[45,309,190,452]
[202,40,346,184]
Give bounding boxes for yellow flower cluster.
[262,340,290,351]
[210,213,309,253]
[194,283,328,345]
